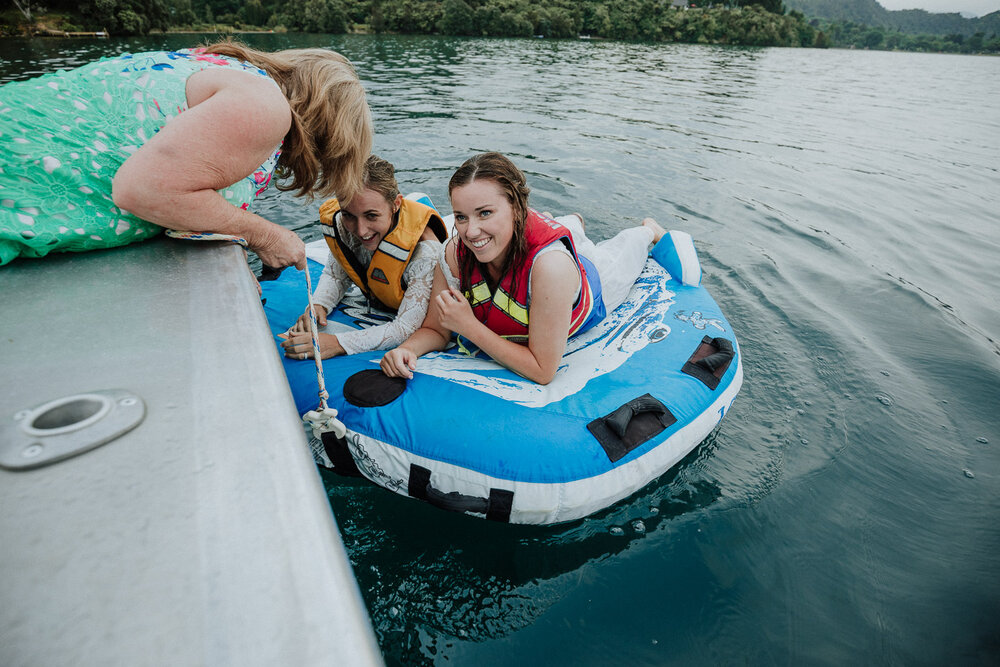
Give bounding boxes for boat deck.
[0,238,381,665]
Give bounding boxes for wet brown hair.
[448,152,530,297]
[349,154,400,208]
[203,39,373,202]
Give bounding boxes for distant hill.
[785,0,1000,36]
[785,0,889,26]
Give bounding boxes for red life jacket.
[457,209,601,344]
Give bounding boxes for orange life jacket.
[319,197,447,310]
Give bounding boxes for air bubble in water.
[632,520,646,534]
[609,526,625,536]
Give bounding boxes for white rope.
[301,266,347,439]
[303,267,329,408]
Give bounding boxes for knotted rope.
[298,258,346,439]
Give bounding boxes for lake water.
[3,34,998,665]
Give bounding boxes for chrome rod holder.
[0,390,145,470]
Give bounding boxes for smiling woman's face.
[450,179,516,273]
[340,188,398,251]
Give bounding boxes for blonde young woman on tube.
[281,155,448,359]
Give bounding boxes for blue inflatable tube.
[262,210,742,525]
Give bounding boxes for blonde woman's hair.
[203,40,373,202]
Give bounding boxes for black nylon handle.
[409,465,514,521]
[605,395,669,439]
[694,337,734,373]
[424,485,490,514]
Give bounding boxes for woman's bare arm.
[438,250,579,384]
[112,67,304,268]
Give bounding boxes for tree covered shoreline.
[3,1,999,55]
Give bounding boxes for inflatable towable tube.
[262,196,742,525]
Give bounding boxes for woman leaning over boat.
[0,40,372,269]
[279,155,448,359]
[381,151,666,385]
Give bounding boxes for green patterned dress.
[0,49,282,266]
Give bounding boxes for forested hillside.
[785,0,1000,37]
[4,0,998,54]
[784,0,888,25]
[4,0,812,46]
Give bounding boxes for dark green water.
[3,34,998,665]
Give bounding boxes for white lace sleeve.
[312,251,352,312]
[336,240,442,355]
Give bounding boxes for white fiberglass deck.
[0,238,381,666]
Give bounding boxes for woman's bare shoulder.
[530,249,580,299]
[442,237,461,278]
[185,68,290,140]
[532,246,578,278]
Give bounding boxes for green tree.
[606,0,642,40]
[862,28,883,48]
[239,0,269,27]
[370,0,387,32]
[79,0,169,34]
[498,11,533,37]
[737,0,785,14]
[546,7,579,38]
[117,8,144,33]
[581,4,611,36]
[473,4,502,35]
[438,0,475,35]
[385,0,442,34]
[168,0,198,26]
[301,0,348,32]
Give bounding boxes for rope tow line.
[301,266,347,439]
[167,229,347,439]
